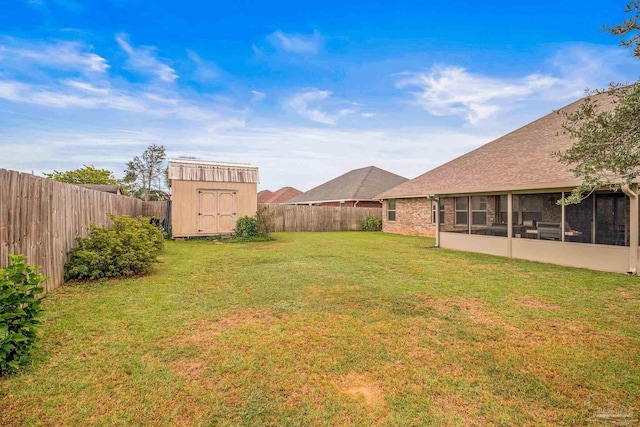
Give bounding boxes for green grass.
[1,232,639,426]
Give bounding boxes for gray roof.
[77,184,123,194]
[377,92,615,199]
[287,166,408,204]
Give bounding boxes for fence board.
[0,169,168,294]
[260,204,381,232]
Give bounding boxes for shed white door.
[217,190,237,232]
[197,189,237,234]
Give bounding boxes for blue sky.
[2,0,639,191]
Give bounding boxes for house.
[168,159,259,238]
[257,190,273,204]
[258,186,303,204]
[376,93,639,274]
[76,184,124,195]
[286,166,408,208]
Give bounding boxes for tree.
[44,165,120,186]
[123,144,168,201]
[555,1,640,204]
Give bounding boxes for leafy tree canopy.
[556,1,640,204]
[123,144,168,201]
[44,165,120,186]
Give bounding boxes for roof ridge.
[353,166,375,198]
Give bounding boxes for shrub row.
[362,216,382,231]
[1,255,45,376]
[65,214,164,280]
[234,206,275,241]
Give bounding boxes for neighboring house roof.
[261,187,303,204]
[257,190,274,203]
[287,166,408,204]
[77,184,123,195]
[376,93,615,199]
[168,159,259,183]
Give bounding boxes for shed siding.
[168,163,259,183]
[171,180,257,237]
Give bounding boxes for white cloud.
[0,39,109,73]
[0,78,245,124]
[116,34,177,82]
[63,80,109,94]
[251,90,266,103]
[545,43,640,95]
[186,49,221,82]
[268,30,323,54]
[396,66,560,124]
[0,80,145,110]
[286,88,358,125]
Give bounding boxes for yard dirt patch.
[338,371,386,407]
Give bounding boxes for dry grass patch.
[338,371,386,407]
[515,295,561,310]
[618,288,640,299]
[169,308,278,348]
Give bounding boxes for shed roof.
[376,92,615,199]
[168,159,259,184]
[287,166,408,204]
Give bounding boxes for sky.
[1,1,639,191]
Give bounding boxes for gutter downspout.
[431,195,440,248]
[507,193,513,258]
[621,184,638,275]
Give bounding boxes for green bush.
[256,205,275,237]
[362,216,383,231]
[1,255,46,376]
[235,216,259,238]
[65,214,164,280]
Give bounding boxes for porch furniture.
[488,223,508,237]
[525,222,579,241]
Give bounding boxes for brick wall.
[382,197,436,237]
[383,196,501,237]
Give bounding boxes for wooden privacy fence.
[0,169,167,294]
[259,204,382,232]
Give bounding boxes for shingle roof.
[287,166,408,204]
[257,190,274,203]
[376,93,615,199]
[262,187,303,204]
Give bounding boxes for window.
[455,197,468,225]
[432,199,445,224]
[432,201,436,223]
[471,196,487,225]
[339,202,345,208]
[387,199,396,221]
[498,195,518,224]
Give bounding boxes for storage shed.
[168,159,259,237]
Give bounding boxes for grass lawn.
[1,232,639,426]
